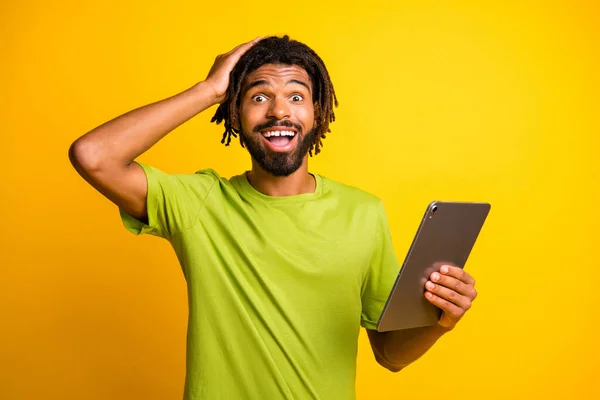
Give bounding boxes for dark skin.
[368,264,477,372]
[69,37,478,372]
[233,63,480,371]
[238,64,318,195]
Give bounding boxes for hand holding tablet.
[377,201,491,332]
[424,263,479,330]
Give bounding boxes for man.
[69,35,477,399]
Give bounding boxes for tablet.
[376,201,491,332]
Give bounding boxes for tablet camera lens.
[432,205,438,214]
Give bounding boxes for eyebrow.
[245,79,311,92]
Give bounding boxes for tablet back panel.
[377,201,490,332]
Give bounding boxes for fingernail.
[425,292,433,299]
[426,281,435,290]
[441,265,449,274]
[432,273,439,281]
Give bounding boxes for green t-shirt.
[120,162,400,400]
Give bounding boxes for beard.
[240,120,317,177]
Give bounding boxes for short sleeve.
[360,201,402,330]
[119,162,218,239]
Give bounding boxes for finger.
[440,264,475,286]
[424,291,465,321]
[430,272,476,298]
[227,37,262,56]
[235,37,262,55]
[220,44,247,58]
[425,280,472,310]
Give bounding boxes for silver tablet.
[376,201,491,332]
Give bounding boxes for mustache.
[253,119,302,133]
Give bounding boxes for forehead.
[242,64,311,92]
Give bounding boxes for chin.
[242,129,314,176]
[259,156,304,177]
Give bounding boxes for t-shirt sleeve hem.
[360,318,379,330]
[118,161,166,238]
[119,207,162,236]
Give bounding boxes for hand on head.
[205,37,263,104]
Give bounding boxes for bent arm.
[367,325,451,372]
[68,81,218,221]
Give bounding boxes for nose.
[266,96,290,120]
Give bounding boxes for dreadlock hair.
[210,35,338,156]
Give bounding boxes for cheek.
[238,105,256,131]
[298,105,315,128]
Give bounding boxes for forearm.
[369,324,451,372]
[70,81,218,170]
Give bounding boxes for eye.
[290,94,303,102]
[252,94,267,103]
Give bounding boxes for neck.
[247,157,315,197]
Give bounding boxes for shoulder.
[137,163,226,198]
[183,168,241,196]
[192,168,249,200]
[191,168,223,183]
[320,175,383,210]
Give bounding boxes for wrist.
[182,81,223,114]
[435,322,454,334]
[194,80,224,106]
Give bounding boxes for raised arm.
[68,38,260,221]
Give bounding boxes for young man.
[69,36,478,399]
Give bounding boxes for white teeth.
[261,130,295,138]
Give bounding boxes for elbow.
[385,366,404,373]
[369,330,406,373]
[375,352,404,373]
[69,138,103,173]
[379,361,403,373]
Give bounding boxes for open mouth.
[260,129,298,150]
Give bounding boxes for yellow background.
[2,0,599,399]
